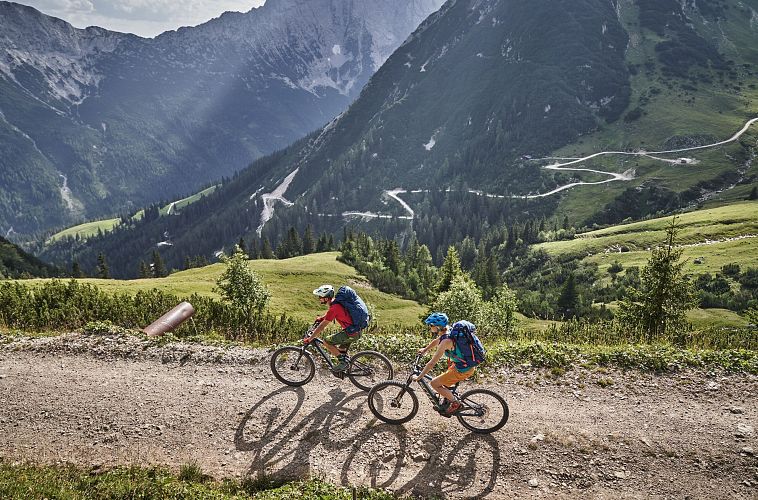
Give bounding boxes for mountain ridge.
[0,0,444,235]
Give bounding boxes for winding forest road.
[343,117,758,220]
[1,335,756,498]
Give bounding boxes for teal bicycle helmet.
[424,312,449,327]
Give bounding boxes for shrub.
[429,276,485,325]
[215,246,270,315]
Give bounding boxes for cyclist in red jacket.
[306,284,357,372]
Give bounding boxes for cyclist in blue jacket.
[413,312,477,416]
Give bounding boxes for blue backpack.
[446,320,486,370]
[333,285,370,335]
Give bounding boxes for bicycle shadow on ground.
[341,422,501,499]
[234,387,501,497]
[234,385,306,450]
[235,385,358,480]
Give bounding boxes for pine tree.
[238,237,248,257]
[486,255,501,291]
[139,261,151,278]
[316,233,328,252]
[250,239,259,259]
[436,246,464,294]
[749,186,758,200]
[261,238,275,259]
[302,225,316,255]
[151,250,167,278]
[71,260,83,278]
[618,217,697,342]
[557,273,579,319]
[458,237,477,270]
[286,227,302,258]
[96,253,110,279]
[183,256,191,270]
[383,240,401,274]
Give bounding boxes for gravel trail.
[1,334,756,498]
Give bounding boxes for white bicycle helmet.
[313,284,335,298]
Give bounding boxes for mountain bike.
[270,324,393,391]
[367,355,508,434]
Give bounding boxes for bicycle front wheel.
[456,388,509,434]
[347,351,394,391]
[367,381,419,425]
[270,346,315,386]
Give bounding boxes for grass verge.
[351,332,758,374]
[0,461,394,500]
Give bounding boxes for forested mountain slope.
[41,0,758,277]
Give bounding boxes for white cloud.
[17,0,266,37]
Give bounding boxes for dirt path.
[1,334,756,498]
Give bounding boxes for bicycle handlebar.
[411,354,424,375]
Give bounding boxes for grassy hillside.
[46,218,121,244]
[537,201,758,275]
[46,185,220,244]
[20,252,425,325]
[159,186,219,216]
[549,0,758,224]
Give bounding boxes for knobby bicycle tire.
[456,388,509,434]
[367,380,419,424]
[270,346,316,386]
[347,350,394,391]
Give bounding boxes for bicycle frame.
[397,355,485,418]
[396,355,459,410]
[303,337,341,370]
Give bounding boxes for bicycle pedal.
[331,370,345,379]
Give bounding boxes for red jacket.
[318,301,353,330]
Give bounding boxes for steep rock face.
[0,0,443,235]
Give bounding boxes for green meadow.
[537,201,758,275]
[20,252,425,326]
[46,185,219,244]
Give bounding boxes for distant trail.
[304,118,758,222]
[528,116,758,196]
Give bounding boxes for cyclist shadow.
[235,386,369,480]
[341,423,501,499]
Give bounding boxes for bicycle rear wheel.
[456,388,509,434]
[367,381,419,425]
[270,346,315,386]
[347,351,394,391]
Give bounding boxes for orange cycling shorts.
[435,365,476,387]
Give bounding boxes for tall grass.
[513,319,757,350]
[0,279,307,345]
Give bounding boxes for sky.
[16,0,267,38]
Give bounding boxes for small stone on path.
[528,478,539,488]
[736,423,754,438]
